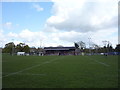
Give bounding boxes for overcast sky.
[0,0,118,48]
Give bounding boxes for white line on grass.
[2,56,65,78]
[15,73,46,76]
[94,60,110,66]
[0,73,46,78]
[85,56,110,67]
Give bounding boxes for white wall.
[17,52,25,55]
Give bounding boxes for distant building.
[17,52,25,56]
[29,47,44,56]
[75,48,81,55]
[44,47,75,56]
[30,47,37,55]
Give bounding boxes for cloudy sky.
[1,0,118,48]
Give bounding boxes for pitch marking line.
[94,60,110,66]
[1,56,65,78]
[14,73,46,76]
[85,56,110,67]
[1,72,46,76]
[19,73,46,76]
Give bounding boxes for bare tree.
[92,43,99,54]
[77,41,86,49]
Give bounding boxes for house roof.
[44,47,75,51]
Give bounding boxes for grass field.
[2,54,118,88]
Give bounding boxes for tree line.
[2,41,120,55]
[2,42,30,54]
[74,41,120,54]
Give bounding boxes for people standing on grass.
[104,53,108,56]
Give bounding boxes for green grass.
[2,54,118,88]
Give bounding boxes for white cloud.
[45,28,118,48]
[1,0,118,48]
[0,29,7,47]
[18,29,47,46]
[33,4,44,12]
[88,28,118,47]
[0,29,47,47]
[3,22,13,29]
[8,32,18,38]
[44,0,118,47]
[46,0,117,33]
[0,27,118,48]
[3,22,20,30]
[0,30,4,41]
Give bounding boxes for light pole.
[39,39,42,49]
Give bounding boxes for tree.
[75,41,86,49]
[16,43,30,53]
[78,41,86,49]
[115,44,120,52]
[109,45,113,52]
[107,44,113,52]
[102,41,113,54]
[16,43,23,52]
[74,41,86,54]
[23,45,30,53]
[3,42,15,54]
[103,46,107,53]
[91,44,99,53]
[74,42,79,48]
